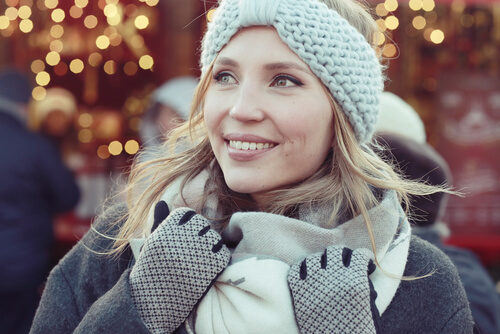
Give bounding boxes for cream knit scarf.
[130,171,411,333]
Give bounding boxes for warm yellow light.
[130,35,144,48]
[107,14,121,26]
[108,141,123,156]
[69,5,83,18]
[31,59,45,73]
[0,16,9,30]
[385,16,399,30]
[374,31,386,46]
[382,43,397,58]
[376,18,387,32]
[103,4,117,17]
[139,55,153,70]
[78,113,93,127]
[84,15,98,29]
[51,8,65,23]
[19,19,33,33]
[409,0,422,11]
[50,24,64,38]
[103,60,117,75]
[106,0,118,4]
[422,0,435,12]
[134,15,149,29]
[375,4,389,17]
[88,52,103,67]
[50,39,63,52]
[384,0,398,12]
[96,35,110,49]
[32,86,47,101]
[206,9,216,22]
[45,51,60,66]
[97,145,111,159]
[5,7,19,20]
[125,140,140,154]
[69,59,84,73]
[145,0,159,6]
[45,0,58,9]
[36,71,51,86]
[18,6,32,19]
[78,129,93,143]
[75,0,89,8]
[412,16,426,30]
[124,61,138,76]
[430,29,444,44]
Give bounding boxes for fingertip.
[152,201,170,232]
[299,259,307,280]
[342,247,353,267]
[320,249,327,269]
[179,210,196,225]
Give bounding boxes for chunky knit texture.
[288,246,380,333]
[129,206,231,334]
[200,0,383,143]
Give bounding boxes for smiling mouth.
[228,140,276,151]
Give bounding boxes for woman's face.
[204,26,334,206]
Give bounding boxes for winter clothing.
[377,133,500,334]
[377,133,450,226]
[130,207,231,334]
[139,76,198,150]
[200,0,383,144]
[0,73,80,333]
[376,92,427,144]
[31,197,473,333]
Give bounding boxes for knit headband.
[200,0,383,144]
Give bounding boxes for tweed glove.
[129,201,231,334]
[288,246,381,334]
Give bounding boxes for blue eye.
[272,75,303,87]
[214,72,236,85]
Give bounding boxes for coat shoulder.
[380,235,474,334]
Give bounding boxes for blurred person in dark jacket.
[0,68,80,334]
[376,130,500,334]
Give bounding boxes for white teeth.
[229,140,275,150]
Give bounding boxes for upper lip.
[223,133,278,144]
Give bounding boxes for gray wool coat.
[30,206,474,334]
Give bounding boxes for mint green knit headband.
[200,0,383,144]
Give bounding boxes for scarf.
[130,171,411,333]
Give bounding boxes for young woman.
[30,0,474,333]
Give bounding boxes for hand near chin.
[129,201,231,334]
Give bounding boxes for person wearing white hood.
[140,76,199,148]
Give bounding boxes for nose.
[228,84,265,122]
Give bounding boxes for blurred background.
[0,0,499,292]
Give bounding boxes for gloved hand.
[129,201,231,334]
[288,246,381,334]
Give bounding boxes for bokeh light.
[36,71,51,86]
[139,55,153,69]
[32,86,47,101]
[125,140,139,154]
[108,141,123,156]
[69,59,84,73]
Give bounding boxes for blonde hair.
[104,0,444,261]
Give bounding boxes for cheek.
[203,93,222,135]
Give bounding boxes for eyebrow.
[214,57,313,76]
